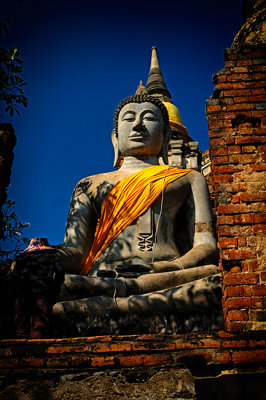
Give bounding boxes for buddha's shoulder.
[74,170,126,195]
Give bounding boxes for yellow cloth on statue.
[80,165,191,275]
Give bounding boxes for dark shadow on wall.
[195,373,266,400]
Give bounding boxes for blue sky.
[1,0,243,246]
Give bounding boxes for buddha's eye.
[143,114,157,121]
[123,116,135,121]
[121,111,136,122]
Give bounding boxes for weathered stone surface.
[0,369,196,400]
[232,0,266,49]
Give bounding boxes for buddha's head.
[112,94,171,167]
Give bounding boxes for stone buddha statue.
[52,91,222,335]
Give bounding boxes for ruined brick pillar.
[206,46,266,332]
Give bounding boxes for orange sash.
[80,165,191,275]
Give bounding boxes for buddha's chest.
[91,177,189,218]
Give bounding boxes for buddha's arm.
[152,171,217,272]
[58,181,98,274]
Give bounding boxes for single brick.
[227,74,250,82]
[208,120,224,129]
[251,109,266,117]
[243,285,266,296]
[235,136,266,145]
[220,238,237,248]
[216,82,233,90]
[212,156,229,165]
[224,321,244,332]
[234,213,254,224]
[143,354,173,366]
[91,343,131,353]
[175,341,202,350]
[119,355,143,367]
[232,82,247,89]
[210,137,235,147]
[232,195,240,203]
[47,345,90,354]
[212,166,239,174]
[223,272,258,285]
[21,358,44,367]
[213,174,233,183]
[254,73,266,80]
[47,358,70,367]
[227,104,255,111]
[234,96,250,103]
[222,340,248,348]
[201,340,221,349]
[229,154,258,164]
[252,225,266,234]
[249,95,266,102]
[239,192,266,202]
[132,342,175,351]
[227,310,248,321]
[252,88,266,95]
[238,237,246,246]
[225,297,263,309]
[217,215,234,225]
[215,146,241,156]
[242,145,256,153]
[232,350,266,364]
[218,331,234,338]
[206,105,222,112]
[91,356,115,367]
[217,204,250,214]
[216,352,232,364]
[237,59,252,66]
[223,89,252,97]
[219,225,253,236]
[251,164,266,171]
[224,286,243,298]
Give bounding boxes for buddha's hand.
[151,258,184,273]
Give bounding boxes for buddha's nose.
[133,118,145,132]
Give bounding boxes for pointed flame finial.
[146,46,172,102]
[150,46,160,69]
[135,80,148,95]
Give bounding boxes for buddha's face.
[117,102,164,157]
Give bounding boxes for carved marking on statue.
[137,207,154,251]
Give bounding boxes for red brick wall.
[0,332,265,374]
[206,47,266,332]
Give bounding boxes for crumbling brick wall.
[206,46,266,332]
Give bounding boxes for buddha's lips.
[129,133,149,140]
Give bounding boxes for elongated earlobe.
[161,127,171,165]
[111,130,121,168]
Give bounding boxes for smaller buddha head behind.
[112,94,171,168]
